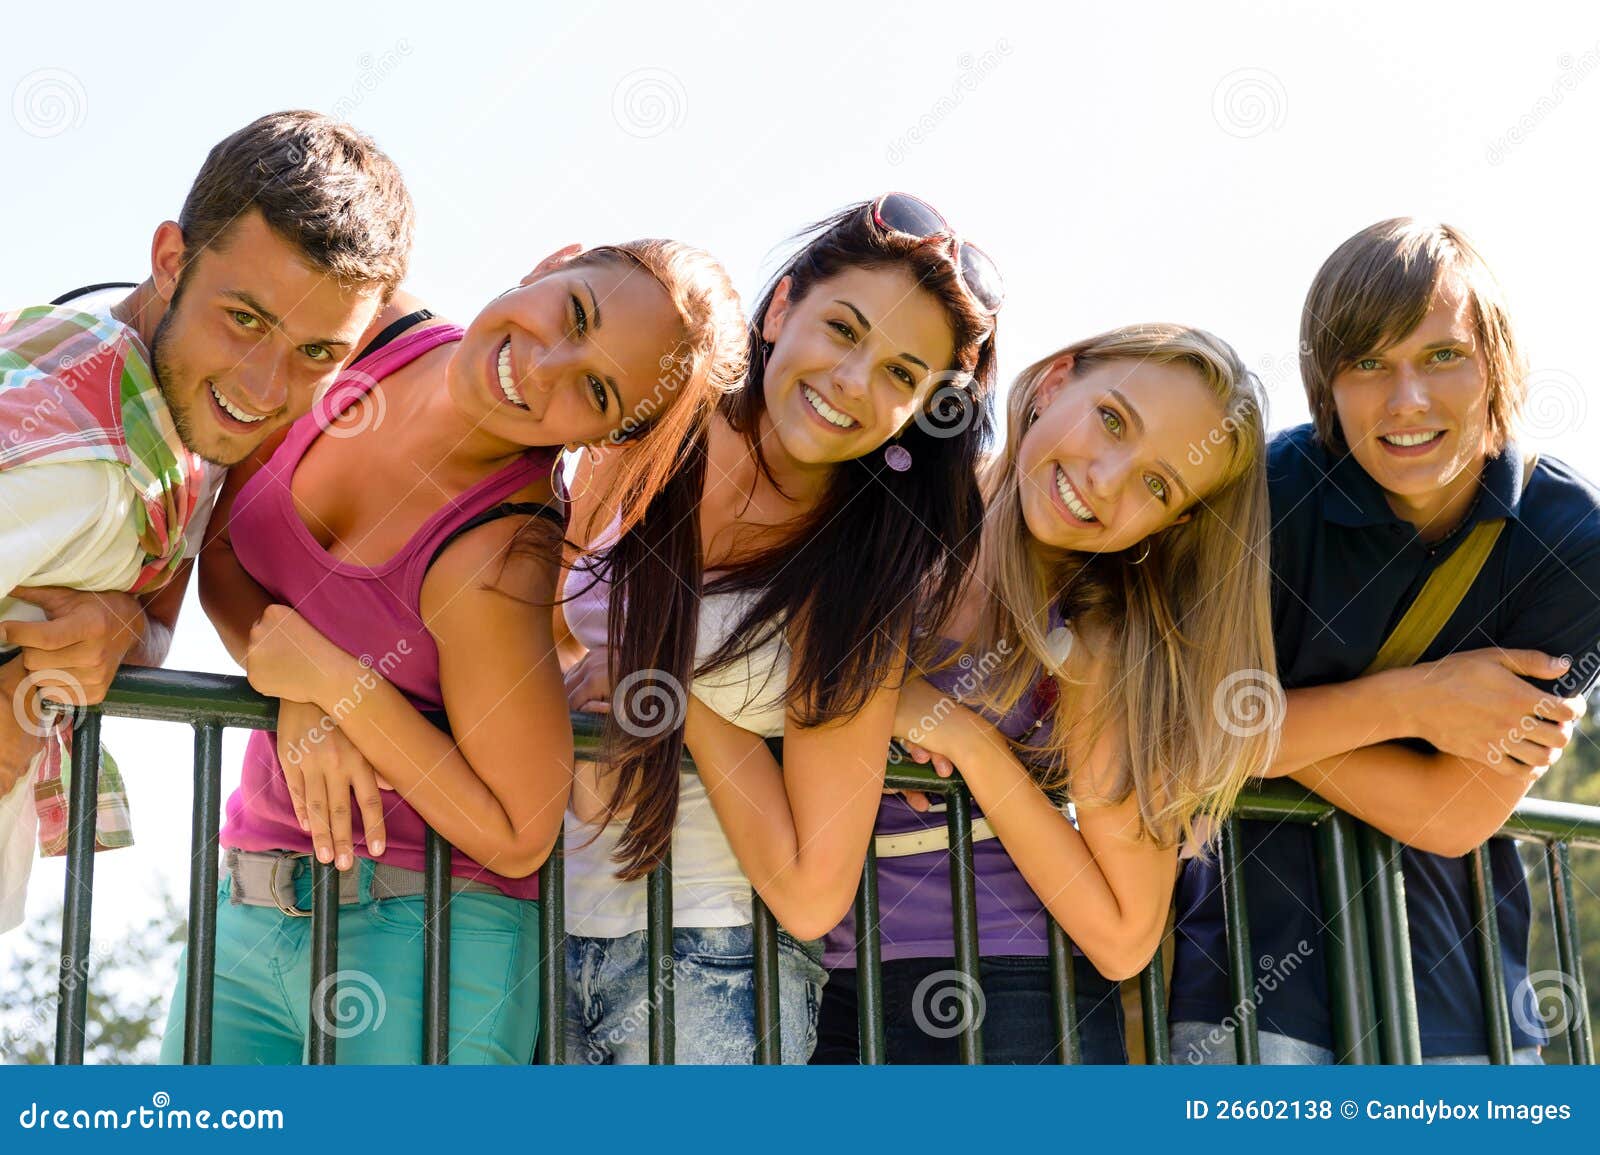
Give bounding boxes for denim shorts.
[159,861,541,1065]
[563,924,826,1064]
[1171,1021,1544,1065]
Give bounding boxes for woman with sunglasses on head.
[815,325,1278,1064]
[165,240,746,1065]
[558,194,1002,1064]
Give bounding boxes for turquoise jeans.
[160,859,541,1065]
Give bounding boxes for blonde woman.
[817,324,1277,1064]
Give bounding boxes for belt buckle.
[270,852,314,918]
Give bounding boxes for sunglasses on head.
[870,191,1005,316]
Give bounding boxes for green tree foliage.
[1522,698,1600,1063]
[0,887,184,1065]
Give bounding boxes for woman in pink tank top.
[161,240,747,1065]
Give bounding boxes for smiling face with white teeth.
[1330,275,1493,536]
[757,266,958,469]
[1018,355,1231,553]
[445,253,682,449]
[145,210,383,466]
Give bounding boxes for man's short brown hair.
[178,110,414,299]
[1299,218,1526,455]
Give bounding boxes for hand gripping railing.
[41,668,1600,1066]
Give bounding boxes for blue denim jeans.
[563,925,826,1064]
[813,955,1128,1064]
[159,862,541,1065]
[1171,1021,1543,1065]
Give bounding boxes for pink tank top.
[219,323,559,899]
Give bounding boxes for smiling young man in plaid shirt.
[0,110,415,930]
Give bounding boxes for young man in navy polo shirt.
[1169,218,1600,1063]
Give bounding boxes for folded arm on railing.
[1290,743,1540,859]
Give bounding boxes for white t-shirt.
[0,459,223,633]
[558,469,791,937]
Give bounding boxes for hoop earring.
[1027,407,1040,426]
[1129,540,1151,565]
[553,446,599,504]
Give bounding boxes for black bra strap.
[353,308,436,365]
[427,500,566,572]
[51,281,138,307]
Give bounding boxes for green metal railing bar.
[36,669,1600,1068]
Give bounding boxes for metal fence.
[41,668,1600,1066]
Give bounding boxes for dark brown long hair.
[601,201,999,879]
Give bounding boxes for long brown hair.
[968,324,1277,849]
[603,200,999,879]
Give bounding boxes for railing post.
[182,719,224,1064]
[306,861,341,1065]
[1218,817,1259,1064]
[537,827,566,1065]
[646,851,675,1064]
[1139,943,1172,1064]
[1316,812,1380,1063]
[1357,825,1421,1063]
[1046,920,1080,1064]
[751,893,782,1063]
[1468,844,1514,1063]
[53,708,101,1065]
[422,826,451,1064]
[1544,841,1593,1064]
[946,787,984,1065]
[854,841,887,1065]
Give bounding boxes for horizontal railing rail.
[33,668,1600,1066]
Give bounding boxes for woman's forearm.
[316,655,564,875]
[686,697,880,940]
[945,719,1174,980]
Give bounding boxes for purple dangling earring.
[884,440,913,472]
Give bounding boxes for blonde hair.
[1301,218,1526,456]
[963,323,1278,850]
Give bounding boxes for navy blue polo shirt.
[1171,423,1600,1057]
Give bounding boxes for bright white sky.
[3,0,1598,970]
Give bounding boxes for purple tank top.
[218,324,558,900]
[822,628,1068,967]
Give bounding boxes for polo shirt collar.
[1321,437,1528,531]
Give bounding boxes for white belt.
[874,816,998,859]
